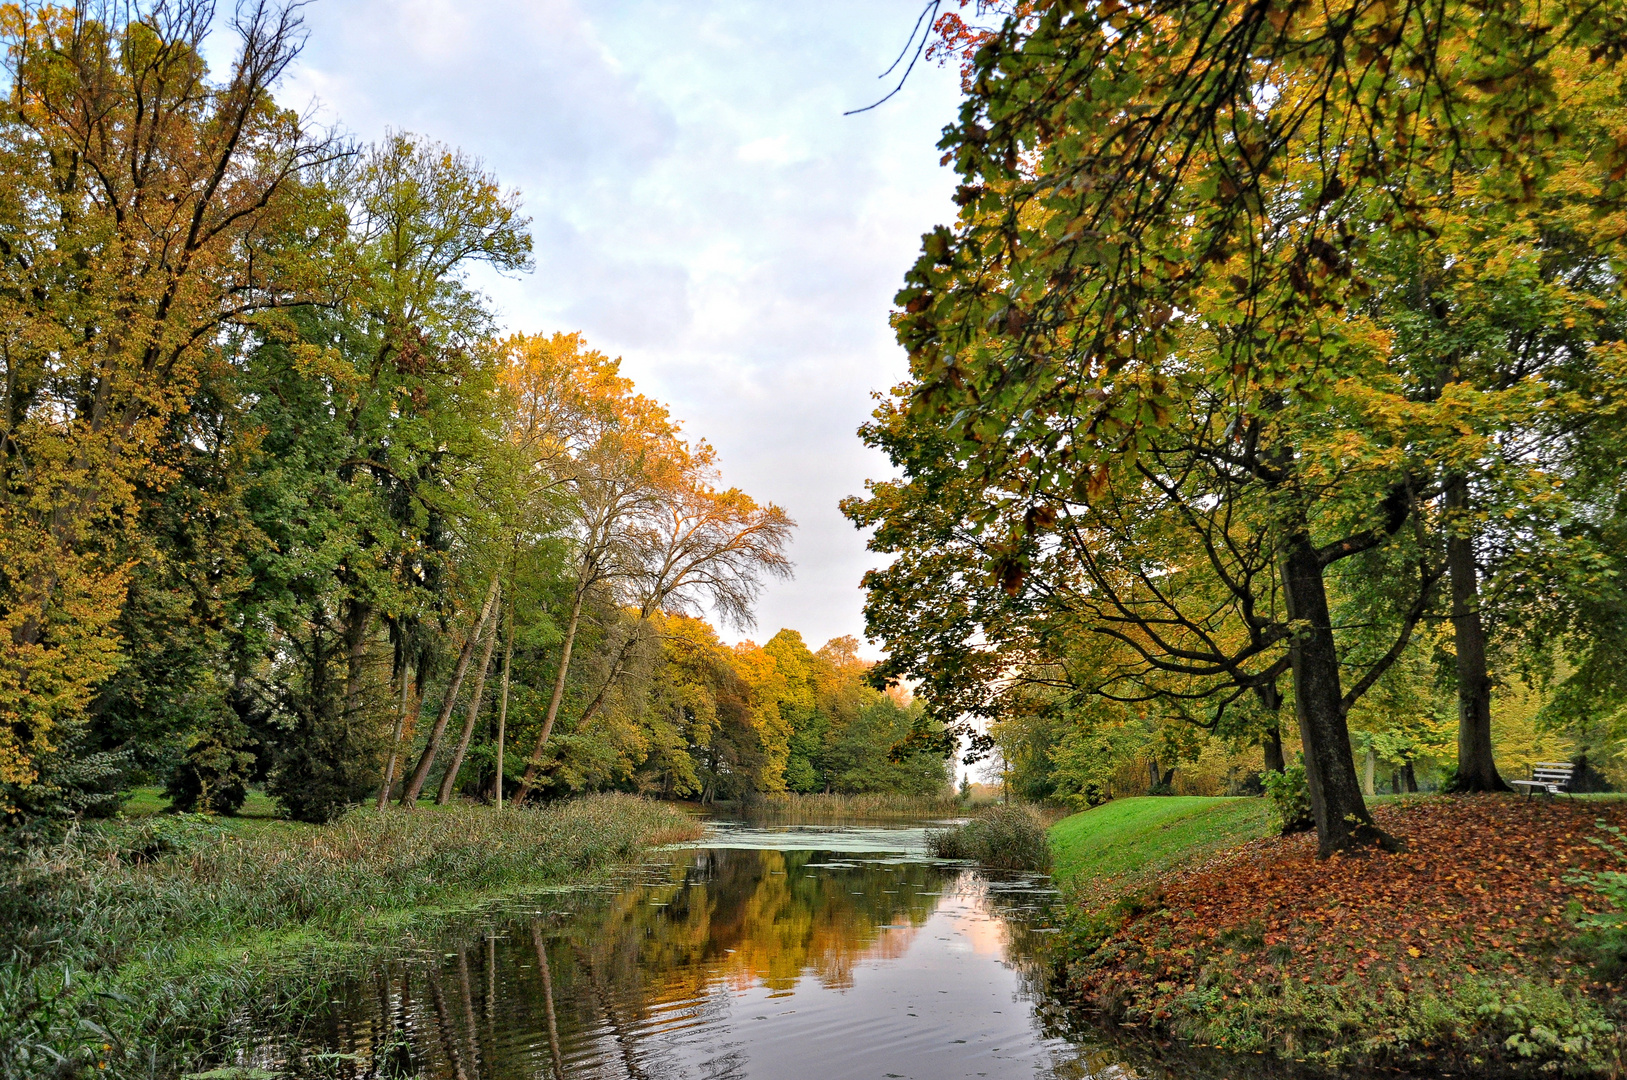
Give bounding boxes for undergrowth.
[0,794,700,1079]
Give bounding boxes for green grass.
[2,794,702,1079]
[1048,795,1272,887]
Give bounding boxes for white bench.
[1511,762,1576,798]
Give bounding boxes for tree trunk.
[436,606,501,804]
[515,584,586,803]
[1362,747,1376,797]
[1263,726,1285,774]
[1280,537,1394,856]
[343,599,374,721]
[494,599,514,809]
[400,575,502,807]
[1445,475,1510,792]
[1255,682,1286,774]
[376,659,420,810]
[1402,759,1418,793]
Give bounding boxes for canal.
[241,818,1131,1079]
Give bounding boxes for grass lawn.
[1048,795,1273,888]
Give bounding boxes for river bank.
[1046,795,1627,1076]
[0,794,701,1079]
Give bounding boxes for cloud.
[281,0,962,654]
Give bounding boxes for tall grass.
[740,791,962,822]
[1,794,700,1079]
[926,804,1053,871]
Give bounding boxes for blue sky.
[276,0,964,653]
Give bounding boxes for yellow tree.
[0,1,340,817]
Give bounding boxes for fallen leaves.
[1065,795,1627,1029]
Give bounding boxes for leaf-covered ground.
[1056,795,1627,1075]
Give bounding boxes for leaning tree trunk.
[400,575,502,807]
[1445,475,1510,792]
[1280,537,1394,857]
[494,600,514,809]
[377,659,421,810]
[436,608,501,804]
[514,584,586,803]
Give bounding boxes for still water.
[257,820,1135,1080]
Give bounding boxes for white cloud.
[282,0,962,655]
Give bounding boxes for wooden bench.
[1511,762,1576,798]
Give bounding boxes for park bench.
[1511,762,1576,798]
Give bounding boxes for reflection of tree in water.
[276,848,958,1079]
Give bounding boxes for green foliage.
[1572,822,1627,976]
[164,713,255,816]
[1262,763,1315,835]
[926,804,1052,871]
[267,696,387,824]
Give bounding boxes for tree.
[865,0,1627,854]
[503,334,793,803]
[0,0,342,826]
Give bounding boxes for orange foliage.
[1072,797,1627,1022]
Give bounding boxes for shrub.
[926,804,1052,871]
[1572,821,1627,976]
[1262,761,1314,834]
[267,708,386,824]
[166,714,256,815]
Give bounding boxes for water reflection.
[269,841,1117,1080]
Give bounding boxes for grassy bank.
[1048,796,1271,889]
[1045,795,1627,1076]
[1,794,701,1079]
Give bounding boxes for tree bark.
[343,599,374,722]
[436,605,500,804]
[1280,536,1394,856]
[494,599,514,809]
[515,584,586,803]
[1255,682,1286,774]
[1445,475,1510,792]
[400,575,502,807]
[376,659,419,810]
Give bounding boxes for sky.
[270,1,965,654]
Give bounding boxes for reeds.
[740,791,962,823]
[0,794,701,1079]
[926,804,1053,871]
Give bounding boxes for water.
[249,818,1140,1080]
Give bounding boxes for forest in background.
[0,3,951,833]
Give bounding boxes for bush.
[267,708,386,824]
[926,804,1052,871]
[166,714,256,815]
[1572,821,1627,976]
[1262,761,1314,834]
